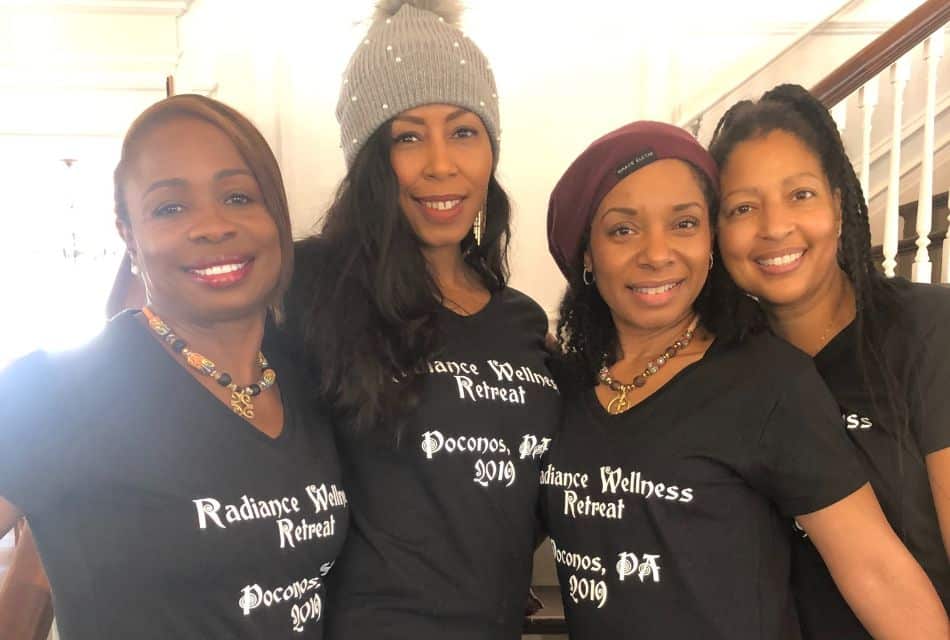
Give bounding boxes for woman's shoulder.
[291,235,335,280]
[875,276,950,350]
[293,234,328,261]
[0,313,139,421]
[712,330,824,399]
[482,287,551,338]
[726,329,814,369]
[0,350,53,401]
[887,276,950,320]
[495,286,549,321]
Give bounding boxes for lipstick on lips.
[414,194,465,222]
[185,256,254,288]
[754,248,806,275]
[626,279,685,307]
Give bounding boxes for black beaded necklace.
[142,306,276,419]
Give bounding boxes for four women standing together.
[0,1,948,638]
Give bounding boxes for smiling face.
[717,129,841,309]
[117,116,282,325]
[389,103,493,251]
[586,158,713,335]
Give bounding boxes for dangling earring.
[473,209,485,246]
[129,254,140,276]
[708,253,714,271]
[583,266,595,286]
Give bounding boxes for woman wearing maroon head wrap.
[541,120,945,639]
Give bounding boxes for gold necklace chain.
[814,281,854,353]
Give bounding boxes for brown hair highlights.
[113,94,294,314]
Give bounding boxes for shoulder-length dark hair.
[286,122,511,432]
[708,84,908,491]
[113,94,294,315]
[554,162,764,396]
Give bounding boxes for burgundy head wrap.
[547,120,718,278]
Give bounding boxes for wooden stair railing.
[1,9,947,640]
[870,191,949,279]
[811,0,950,283]
[811,0,950,106]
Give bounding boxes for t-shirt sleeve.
[0,351,72,515]
[910,291,950,455]
[743,361,868,518]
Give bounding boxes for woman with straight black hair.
[281,2,560,639]
[711,83,950,639]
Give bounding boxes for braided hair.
[709,84,908,530]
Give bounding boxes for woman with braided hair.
[711,83,950,638]
[542,119,945,640]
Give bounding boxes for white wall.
[175,0,661,318]
[0,0,935,318]
[170,0,934,317]
[176,0,900,316]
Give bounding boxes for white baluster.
[912,29,944,284]
[857,78,879,199]
[831,101,848,134]
[883,57,911,278]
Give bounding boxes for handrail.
[676,0,860,131]
[812,0,950,106]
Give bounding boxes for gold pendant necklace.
[230,389,255,419]
[598,316,700,415]
[142,307,276,419]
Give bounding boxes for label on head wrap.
[615,148,657,178]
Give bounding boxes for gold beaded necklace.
[142,307,276,419]
[598,316,700,415]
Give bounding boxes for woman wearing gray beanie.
[279,2,560,638]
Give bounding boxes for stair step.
[870,191,947,279]
[897,191,949,241]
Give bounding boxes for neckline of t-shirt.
[814,319,856,365]
[115,310,296,445]
[584,335,724,427]
[439,287,500,322]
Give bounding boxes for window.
[0,138,124,368]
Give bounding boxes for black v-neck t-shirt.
[323,288,562,640]
[0,311,349,639]
[542,331,867,640]
[793,278,950,639]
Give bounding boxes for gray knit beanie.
[336,0,501,168]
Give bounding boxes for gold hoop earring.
[708,253,714,271]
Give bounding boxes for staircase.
[0,3,946,640]
[685,0,950,286]
[870,191,949,278]
[528,3,950,637]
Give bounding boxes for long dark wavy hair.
[554,162,765,396]
[284,122,511,432]
[708,84,908,526]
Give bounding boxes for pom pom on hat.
[338,0,499,168]
[373,0,464,26]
